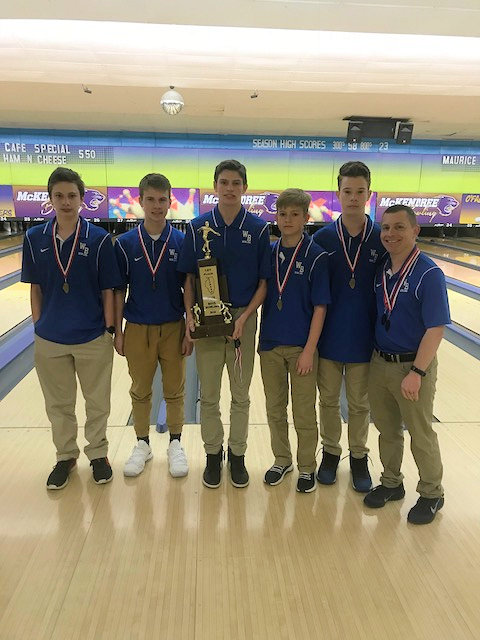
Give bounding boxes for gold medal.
[63,282,69,293]
[277,298,283,311]
[349,277,355,289]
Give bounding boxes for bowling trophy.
[190,221,234,339]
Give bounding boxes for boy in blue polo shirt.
[178,159,271,489]
[21,167,121,489]
[313,161,384,492]
[364,205,449,524]
[114,173,192,478]
[259,189,330,493]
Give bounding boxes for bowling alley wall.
[1,129,480,226]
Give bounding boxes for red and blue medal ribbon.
[137,224,172,290]
[335,216,367,289]
[381,246,420,330]
[52,218,81,293]
[275,236,304,310]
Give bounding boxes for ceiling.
[1,1,480,140]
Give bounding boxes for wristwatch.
[410,365,426,377]
[106,325,115,336]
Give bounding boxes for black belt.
[376,349,417,363]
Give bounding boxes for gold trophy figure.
[198,221,220,259]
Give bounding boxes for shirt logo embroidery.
[134,256,143,262]
[40,247,49,253]
[78,242,89,257]
[242,230,252,244]
[294,261,304,275]
[369,248,378,263]
[169,248,178,262]
[400,280,409,293]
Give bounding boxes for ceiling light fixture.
[160,86,185,115]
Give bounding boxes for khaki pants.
[317,358,370,458]
[368,350,443,498]
[260,346,318,473]
[123,320,186,438]
[34,332,113,461]
[195,309,257,456]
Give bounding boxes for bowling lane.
[448,290,480,335]
[0,234,23,251]
[429,256,480,288]
[434,339,480,423]
[0,282,31,336]
[0,251,22,279]
[418,241,480,268]
[425,238,480,253]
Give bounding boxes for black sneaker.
[316,449,340,485]
[407,496,444,525]
[296,472,316,493]
[264,464,293,486]
[364,483,405,508]
[46,458,77,490]
[227,447,249,488]
[203,448,223,488]
[350,454,372,493]
[90,457,113,484]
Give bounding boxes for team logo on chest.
[242,230,252,245]
[78,242,89,257]
[369,248,378,263]
[400,279,410,293]
[168,248,178,262]
[294,261,304,275]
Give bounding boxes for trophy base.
[191,320,234,339]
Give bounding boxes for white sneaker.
[124,440,153,477]
[168,440,189,477]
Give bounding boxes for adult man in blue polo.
[364,204,449,524]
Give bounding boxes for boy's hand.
[296,349,314,376]
[114,332,125,356]
[182,334,194,357]
[185,316,196,342]
[232,314,246,340]
[401,370,421,402]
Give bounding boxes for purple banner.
[0,185,14,218]
[375,193,462,225]
[200,190,334,223]
[108,187,199,220]
[460,194,480,225]
[12,185,108,220]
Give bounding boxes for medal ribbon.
[52,218,81,285]
[137,224,172,285]
[382,246,420,318]
[275,236,304,301]
[335,216,367,278]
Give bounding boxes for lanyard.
[52,219,81,293]
[381,246,420,330]
[138,225,172,290]
[336,216,367,289]
[275,236,304,310]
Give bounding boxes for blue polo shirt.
[313,216,385,363]
[259,234,330,351]
[177,206,271,308]
[21,217,122,345]
[115,222,185,325]
[374,253,450,354]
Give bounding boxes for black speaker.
[347,121,363,144]
[396,123,413,145]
